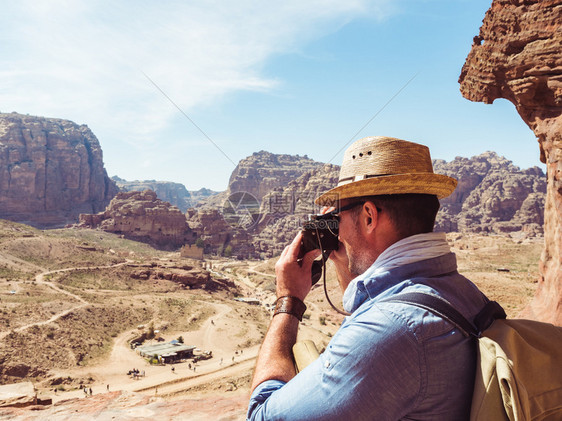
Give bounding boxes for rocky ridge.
[434,152,546,236]
[459,0,561,325]
[0,113,118,227]
[226,150,323,201]
[188,151,545,259]
[112,176,218,212]
[78,190,196,250]
[184,152,329,258]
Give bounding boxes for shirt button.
[324,360,330,369]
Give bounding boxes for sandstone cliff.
[190,151,546,259]
[185,151,327,258]
[434,152,546,236]
[227,151,322,201]
[252,164,340,257]
[0,113,118,227]
[112,176,218,212]
[79,190,196,250]
[459,0,562,325]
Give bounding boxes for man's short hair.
[352,194,440,238]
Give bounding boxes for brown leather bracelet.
[273,296,307,321]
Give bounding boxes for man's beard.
[345,232,372,277]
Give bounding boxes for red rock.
[79,190,196,250]
[0,113,118,227]
[459,0,562,325]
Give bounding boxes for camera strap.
[319,252,351,317]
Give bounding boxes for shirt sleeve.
[246,305,423,421]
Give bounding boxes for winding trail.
[0,262,127,340]
[4,257,276,404]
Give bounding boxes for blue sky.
[1,0,542,191]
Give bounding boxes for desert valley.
[0,111,547,420]
[0,219,543,419]
[1,0,562,418]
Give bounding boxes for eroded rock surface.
[0,113,118,227]
[0,390,247,420]
[112,177,218,212]
[434,152,546,236]
[227,151,322,201]
[459,0,562,324]
[79,190,196,250]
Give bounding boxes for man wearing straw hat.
[247,136,489,420]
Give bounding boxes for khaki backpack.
[386,292,562,421]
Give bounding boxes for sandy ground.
[26,261,280,405]
[27,258,337,406]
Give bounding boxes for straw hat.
[316,136,457,205]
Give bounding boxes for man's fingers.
[286,231,303,260]
[320,206,336,215]
[302,249,322,270]
[279,244,290,259]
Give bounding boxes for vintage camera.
[298,213,340,259]
[298,213,340,285]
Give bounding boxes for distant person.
[247,137,490,420]
[106,384,109,391]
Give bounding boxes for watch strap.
[273,296,307,321]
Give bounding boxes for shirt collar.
[343,252,458,313]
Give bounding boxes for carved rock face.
[459,0,562,325]
[0,113,118,227]
[227,151,322,202]
[79,190,196,250]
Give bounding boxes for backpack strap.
[382,292,506,338]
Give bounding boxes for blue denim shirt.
[247,253,488,420]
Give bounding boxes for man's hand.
[319,206,355,290]
[250,232,320,392]
[275,232,321,300]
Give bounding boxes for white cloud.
[0,0,395,187]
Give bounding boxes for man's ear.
[361,201,379,233]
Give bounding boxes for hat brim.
[315,173,457,205]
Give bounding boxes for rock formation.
[434,152,546,236]
[227,151,322,201]
[0,113,118,227]
[186,208,256,259]
[0,390,248,420]
[112,176,218,212]
[186,151,326,259]
[0,382,44,408]
[191,150,545,259]
[79,190,196,250]
[127,260,237,292]
[459,0,562,325]
[252,164,340,257]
